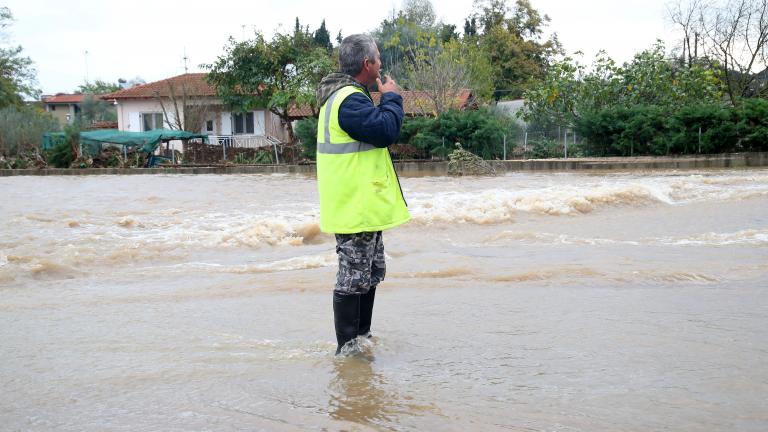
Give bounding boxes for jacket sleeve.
[337,92,404,148]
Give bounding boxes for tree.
[205,30,335,143]
[669,0,768,105]
[80,94,117,124]
[373,9,428,81]
[152,79,209,132]
[403,0,437,29]
[469,0,563,99]
[463,17,478,37]
[313,19,333,52]
[668,0,705,68]
[406,38,493,114]
[0,7,39,108]
[0,105,58,157]
[523,42,723,128]
[75,80,121,94]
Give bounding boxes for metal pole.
[564,129,568,159]
[524,131,528,157]
[273,143,279,164]
[222,139,226,161]
[698,126,702,153]
[503,134,507,160]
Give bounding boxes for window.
[206,120,214,132]
[142,113,165,131]
[233,112,254,134]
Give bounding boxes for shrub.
[398,108,514,160]
[45,124,80,168]
[0,106,60,157]
[737,98,768,152]
[669,104,738,154]
[294,117,317,160]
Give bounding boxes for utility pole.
[84,50,89,84]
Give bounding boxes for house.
[104,73,290,150]
[41,93,118,127]
[41,93,85,125]
[104,72,476,155]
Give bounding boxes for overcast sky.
[3,0,679,95]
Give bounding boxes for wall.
[45,103,77,126]
[3,153,767,177]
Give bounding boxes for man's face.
[364,47,382,85]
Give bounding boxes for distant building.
[41,93,117,126]
[41,94,84,125]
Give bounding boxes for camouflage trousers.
[334,231,385,295]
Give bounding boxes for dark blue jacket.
[338,92,404,148]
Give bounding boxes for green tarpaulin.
[43,129,209,154]
[79,129,208,153]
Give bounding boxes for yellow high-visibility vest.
[316,85,410,234]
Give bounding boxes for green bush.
[576,109,628,156]
[45,124,80,168]
[294,117,317,160]
[619,106,669,156]
[670,104,738,154]
[737,98,768,152]
[46,139,75,168]
[0,106,60,156]
[575,102,763,156]
[397,108,515,160]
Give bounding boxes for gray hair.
[339,34,378,77]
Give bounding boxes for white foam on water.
[409,181,676,224]
[660,229,768,246]
[158,252,337,275]
[492,228,768,247]
[491,231,641,246]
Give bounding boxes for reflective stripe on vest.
[316,88,376,154]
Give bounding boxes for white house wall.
[115,98,292,154]
[220,112,232,135]
[116,100,171,132]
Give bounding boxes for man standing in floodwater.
[315,34,410,355]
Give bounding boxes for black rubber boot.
[333,291,360,355]
[358,287,376,338]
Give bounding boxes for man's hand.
[376,74,401,95]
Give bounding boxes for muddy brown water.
[1,169,767,431]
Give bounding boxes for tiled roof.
[288,89,474,117]
[42,93,117,104]
[104,73,217,100]
[42,94,86,104]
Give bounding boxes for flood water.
[1,169,767,431]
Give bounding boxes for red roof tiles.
[104,73,217,100]
[42,94,86,104]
